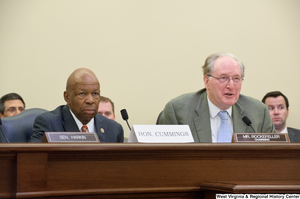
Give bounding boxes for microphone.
[0,118,9,143]
[120,109,131,131]
[242,116,255,133]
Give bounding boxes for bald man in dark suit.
[30,68,123,143]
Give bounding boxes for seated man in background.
[98,96,129,142]
[0,93,25,118]
[30,68,124,143]
[262,91,300,142]
[157,52,275,143]
[98,96,115,120]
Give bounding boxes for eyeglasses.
[5,107,25,114]
[208,75,243,85]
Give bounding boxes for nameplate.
[232,133,290,143]
[128,125,194,143]
[42,132,100,143]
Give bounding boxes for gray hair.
[202,53,245,78]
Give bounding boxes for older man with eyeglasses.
[157,53,276,143]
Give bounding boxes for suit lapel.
[287,128,295,141]
[193,91,212,142]
[94,114,107,142]
[192,91,249,142]
[232,101,247,133]
[62,105,80,132]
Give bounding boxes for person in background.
[262,91,300,142]
[157,52,275,143]
[30,68,124,143]
[98,96,129,142]
[0,93,25,118]
[98,96,115,120]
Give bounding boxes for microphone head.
[242,116,252,126]
[120,109,129,121]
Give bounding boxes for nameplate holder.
[232,133,290,143]
[128,125,194,143]
[42,132,100,143]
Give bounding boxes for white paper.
[128,125,194,143]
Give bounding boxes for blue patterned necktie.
[217,111,232,143]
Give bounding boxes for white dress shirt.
[278,126,288,134]
[69,109,95,133]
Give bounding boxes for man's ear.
[64,91,69,104]
[203,75,210,90]
[0,113,3,118]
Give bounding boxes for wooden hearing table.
[1,143,300,198]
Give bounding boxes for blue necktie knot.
[218,111,228,121]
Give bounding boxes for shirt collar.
[69,109,95,132]
[279,126,288,133]
[207,96,232,118]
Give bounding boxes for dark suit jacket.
[30,105,124,143]
[288,127,300,143]
[157,88,276,142]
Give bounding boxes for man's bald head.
[64,68,101,124]
[66,68,99,91]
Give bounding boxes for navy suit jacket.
[30,105,124,143]
[288,127,300,143]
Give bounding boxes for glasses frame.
[207,75,244,85]
[4,107,25,113]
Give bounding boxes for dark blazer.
[157,88,276,142]
[30,105,124,143]
[288,127,300,143]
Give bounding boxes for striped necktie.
[82,125,88,133]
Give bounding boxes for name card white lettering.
[232,133,289,143]
[128,125,194,143]
[42,132,100,143]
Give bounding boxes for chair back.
[0,108,48,143]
